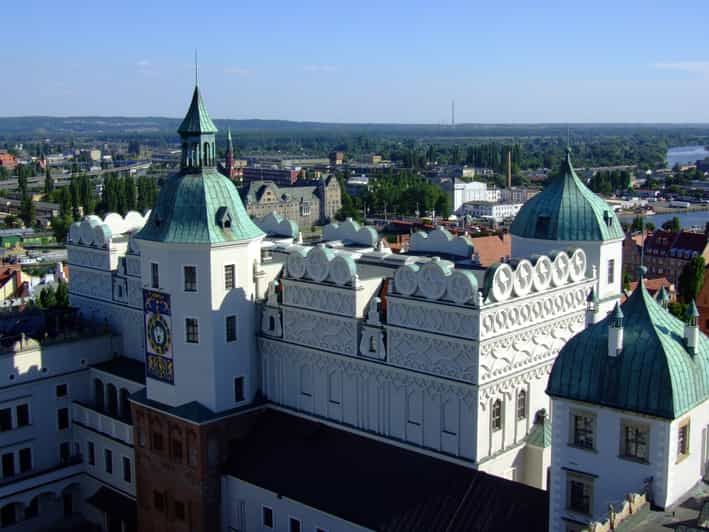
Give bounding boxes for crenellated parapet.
[408,226,474,257]
[68,211,149,250]
[322,218,378,247]
[285,245,358,288]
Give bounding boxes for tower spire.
[195,49,198,86]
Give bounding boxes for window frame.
[104,448,113,474]
[18,447,31,473]
[619,420,650,463]
[491,398,503,432]
[16,404,30,428]
[185,317,199,344]
[516,390,527,420]
[234,376,245,403]
[56,383,68,398]
[262,505,274,528]
[224,264,235,290]
[225,315,237,343]
[183,265,198,292]
[57,407,69,431]
[289,516,302,532]
[87,441,95,466]
[607,259,615,285]
[122,456,132,483]
[150,262,160,289]
[569,410,596,451]
[677,417,691,462]
[566,472,594,516]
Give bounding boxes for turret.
[585,287,600,326]
[608,302,624,357]
[685,300,699,355]
[657,285,670,309]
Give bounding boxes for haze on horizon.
[2,0,708,124]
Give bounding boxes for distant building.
[697,268,709,335]
[0,198,60,223]
[241,176,341,228]
[218,129,245,182]
[242,166,298,186]
[0,152,17,171]
[452,179,501,212]
[624,229,709,286]
[329,150,345,166]
[345,174,369,197]
[499,186,540,204]
[459,201,522,222]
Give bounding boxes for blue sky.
[2,0,709,122]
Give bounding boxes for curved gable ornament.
[568,248,587,282]
[532,255,553,292]
[286,248,308,279]
[512,259,534,297]
[418,259,451,300]
[394,263,419,296]
[330,255,357,286]
[409,226,474,258]
[447,270,478,304]
[487,263,514,302]
[306,245,334,282]
[551,251,570,287]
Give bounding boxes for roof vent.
[216,206,233,230]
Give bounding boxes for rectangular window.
[56,384,68,397]
[174,500,185,521]
[289,517,302,532]
[152,432,164,451]
[122,456,131,483]
[678,419,690,461]
[224,264,235,290]
[57,407,69,430]
[570,412,595,450]
[234,377,245,402]
[491,399,503,432]
[24,497,38,520]
[620,421,649,462]
[172,439,183,462]
[153,491,165,512]
[18,448,31,473]
[516,390,527,420]
[607,259,615,284]
[151,263,159,289]
[226,315,237,342]
[0,408,11,431]
[88,441,95,465]
[104,449,113,474]
[185,318,199,343]
[262,506,274,528]
[567,474,593,515]
[59,442,70,464]
[16,404,29,427]
[2,452,14,477]
[183,266,197,292]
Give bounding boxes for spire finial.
[195,49,198,86]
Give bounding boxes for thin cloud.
[653,61,709,75]
[303,64,339,73]
[137,59,151,68]
[224,66,250,76]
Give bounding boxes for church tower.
[135,84,264,412]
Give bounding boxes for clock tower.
[134,83,265,412]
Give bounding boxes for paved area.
[629,482,709,531]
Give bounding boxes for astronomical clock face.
[147,314,171,355]
[144,290,174,384]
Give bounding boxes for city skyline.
[1,0,709,123]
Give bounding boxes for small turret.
[657,285,670,309]
[685,300,700,355]
[608,302,624,357]
[585,287,600,326]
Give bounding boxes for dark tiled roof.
[92,357,146,384]
[86,486,136,525]
[224,409,549,532]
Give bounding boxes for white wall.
[548,398,670,532]
[222,475,372,532]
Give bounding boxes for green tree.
[38,286,57,309]
[50,215,74,242]
[55,282,69,307]
[19,196,35,227]
[678,256,706,303]
[661,216,681,233]
[44,166,54,195]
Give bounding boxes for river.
[619,211,708,231]
[666,145,709,167]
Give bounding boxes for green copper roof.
[178,86,218,135]
[527,412,552,448]
[510,149,624,242]
[547,279,709,419]
[136,168,264,244]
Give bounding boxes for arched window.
[491,399,503,432]
[269,316,275,330]
[516,390,527,420]
[106,383,118,417]
[204,142,211,165]
[94,378,104,411]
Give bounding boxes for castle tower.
[510,148,625,312]
[131,84,265,532]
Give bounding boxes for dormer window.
[216,207,233,229]
[535,215,550,238]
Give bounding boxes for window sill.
[567,443,597,453]
[618,454,649,465]
[676,453,690,464]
